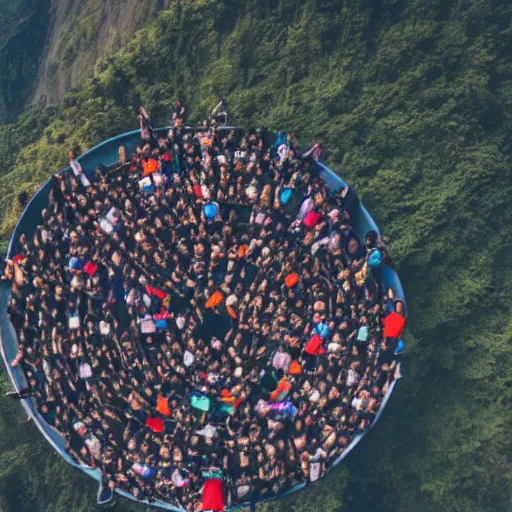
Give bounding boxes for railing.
[0,128,406,511]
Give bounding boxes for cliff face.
[33,0,173,105]
[0,0,171,122]
[0,0,51,123]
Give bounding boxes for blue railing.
[0,128,406,511]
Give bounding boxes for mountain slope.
[0,1,511,511]
[0,0,51,122]
[0,0,172,123]
[33,0,173,105]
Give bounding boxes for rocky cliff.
[33,0,173,105]
[0,0,51,122]
[0,0,172,123]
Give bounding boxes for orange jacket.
[205,290,224,309]
[143,158,159,177]
[156,395,171,417]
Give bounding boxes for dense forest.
[0,0,511,511]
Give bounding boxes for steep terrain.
[0,0,172,123]
[0,0,51,122]
[33,0,173,105]
[0,1,511,512]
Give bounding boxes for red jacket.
[145,285,167,300]
[145,417,165,433]
[304,334,325,356]
[193,184,203,198]
[382,312,406,339]
[202,479,225,511]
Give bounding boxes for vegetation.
[0,0,511,511]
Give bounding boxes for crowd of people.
[4,102,405,510]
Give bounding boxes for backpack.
[68,313,80,330]
[154,319,168,330]
[285,273,299,288]
[273,132,288,151]
[368,249,382,267]
[141,316,156,334]
[79,363,93,379]
[303,211,321,228]
[357,325,369,342]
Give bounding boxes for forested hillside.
[0,1,511,511]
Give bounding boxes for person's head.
[347,238,359,255]
[365,230,378,248]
